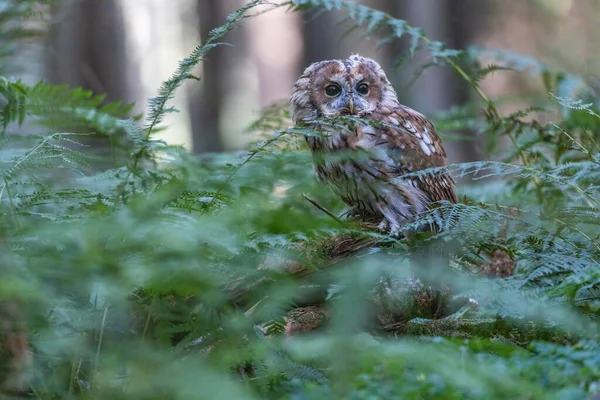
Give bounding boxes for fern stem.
[141,310,152,343]
[423,39,533,172]
[551,216,600,254]
[68,357,77,394]
[441,54,539,173]
[552,122,600,164]
[10,136,48,173]
[119,0,264,204]
[209,130,289,208]
[420,37,492,106]
[92,306,109,389]
[3,177,21,231]
[143,0,261,141]
[30,386,42,400]
[490,203,600,260]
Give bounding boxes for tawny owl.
[290,54,457,235]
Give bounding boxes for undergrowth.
[2,1,600,399]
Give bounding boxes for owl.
[290,54,457,236]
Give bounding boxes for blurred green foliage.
[2,0,600,399]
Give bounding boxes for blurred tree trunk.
[190,0,261,153]
[389,0,488,164]
[188,0,226,154]
[47,0,139,106]
[47,0,141,168]
[301,11,347,66]
[247,5,303,107]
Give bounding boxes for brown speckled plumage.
[291,55,457,235]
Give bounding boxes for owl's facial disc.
[322,80,355,115]
[289,55,399,123]
[315,66,382,117]
[319,79,369,116]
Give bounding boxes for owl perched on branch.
[290,55,457,235]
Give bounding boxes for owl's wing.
[356,105,458,205]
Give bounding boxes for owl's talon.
[389,224,402,238]
[340,207,362,220]
[377,219,389,232]
[377,219,402,238]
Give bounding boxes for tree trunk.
[247,4,303,107]
[301,9,347,66]
[389,0,488,164]
[46,0,142,169]
[47,0,139,106]
[188,0,226,154]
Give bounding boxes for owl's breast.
[306,133,382,213]
[305,130,350,152]
[305,127,428,222]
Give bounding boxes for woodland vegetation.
[1,1,600,399]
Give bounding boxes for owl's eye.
[325,84,341,97]
[356,83,369,95]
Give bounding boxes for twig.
[301,193,345,226]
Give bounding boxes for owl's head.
[290,54,399,124]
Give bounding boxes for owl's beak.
[348,97,355,114]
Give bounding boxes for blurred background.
[7,0,600,163]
